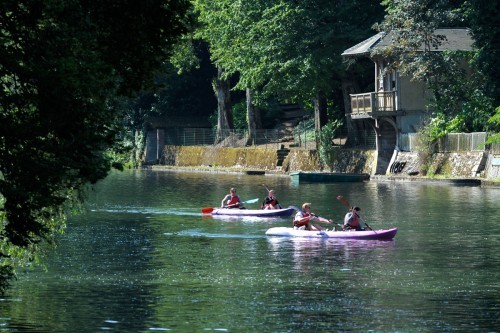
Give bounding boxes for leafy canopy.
[0,0,189,291]
[193,0,384,105]
[375,0,497,138]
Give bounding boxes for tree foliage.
[463,0,500,105]
[374,0,463,81]
[0,0,189,291]
[194,0,383,104]
[375,0,497,138]
[486,107,500,144]
[192,0,383,139]
[318,119,344,168]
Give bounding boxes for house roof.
[342,28,474,57]
[341,32,385,56]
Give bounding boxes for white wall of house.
[397,76,429,112]
[395,75,434,135]
[397,113,427,134]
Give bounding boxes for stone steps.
[276,148,290,167]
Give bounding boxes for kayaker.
[221,187,243,209]
[261,190,282,210]
[293,203,333,230]
[343,206,364,230]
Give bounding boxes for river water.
[1,169,499,332]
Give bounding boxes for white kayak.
[265,227,398,240]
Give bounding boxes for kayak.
[265,227,398,240]
[207,207,295,217]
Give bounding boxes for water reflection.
[93,206,202,216]
[173,229,264,239]
[1,170,499,332]
[202,214,289,224]
[267,236,396,271]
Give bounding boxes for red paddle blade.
[201,207,215,214]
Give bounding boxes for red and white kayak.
[265,227,398,240]
[205,207,295,217]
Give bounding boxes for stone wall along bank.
[159,145,499,181]
[388,151,499,179]
[160,145,375,173]
[162,146,277,170]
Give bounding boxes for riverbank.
[148,145,500,187]
[147,165,500,187]
[158,145,375,174]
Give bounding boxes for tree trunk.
[341,75,361,144]
[214,66,233,143]
[246,88,257,146]
[313,90,328,147]
[314,90,328,131]
[133,127,145,167]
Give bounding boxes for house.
[341,28,474,174]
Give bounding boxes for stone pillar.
[144,128,165,164]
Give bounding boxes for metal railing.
[215,129,291,149]
[492,142,500,154]
[399,132,500,153]
[399,133,419,151]
[437,132,487,152]
[163,127,317,149]
[163,127,498,153]
[344,129,377,149]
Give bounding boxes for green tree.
[486,107,500,144]
[193,0,383,142]
[318,119,344,168]
[193,0,262,144]
[375,0,496,137]
[464,0,500,105]
[463,0,500,139]
[119,41,217,162]
[0,0,189,291]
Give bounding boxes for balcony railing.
[350,91,396,116]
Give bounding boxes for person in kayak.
[261,189,282,210]
[221,187,243,209]
[343,206,364,230]
[293,203,333,230]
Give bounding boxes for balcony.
[349,91,396,118]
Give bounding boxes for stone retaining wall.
[161,145,376,173]
[388,151,491,178]
[159,145,498,180]
[162,146,277,170]
[315,147,376,174]
[485,155,500,180]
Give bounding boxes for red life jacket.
[263,196,278,208]
[293,212,311,227]
[227,195,240,207]
[344,212,360,228]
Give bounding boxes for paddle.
[261,184,282,209]
[201,198,259,214]
[336,195,374,231]
[225,197,259,208]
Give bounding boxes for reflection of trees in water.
[266,237,398,328]
[267,237,396,275]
